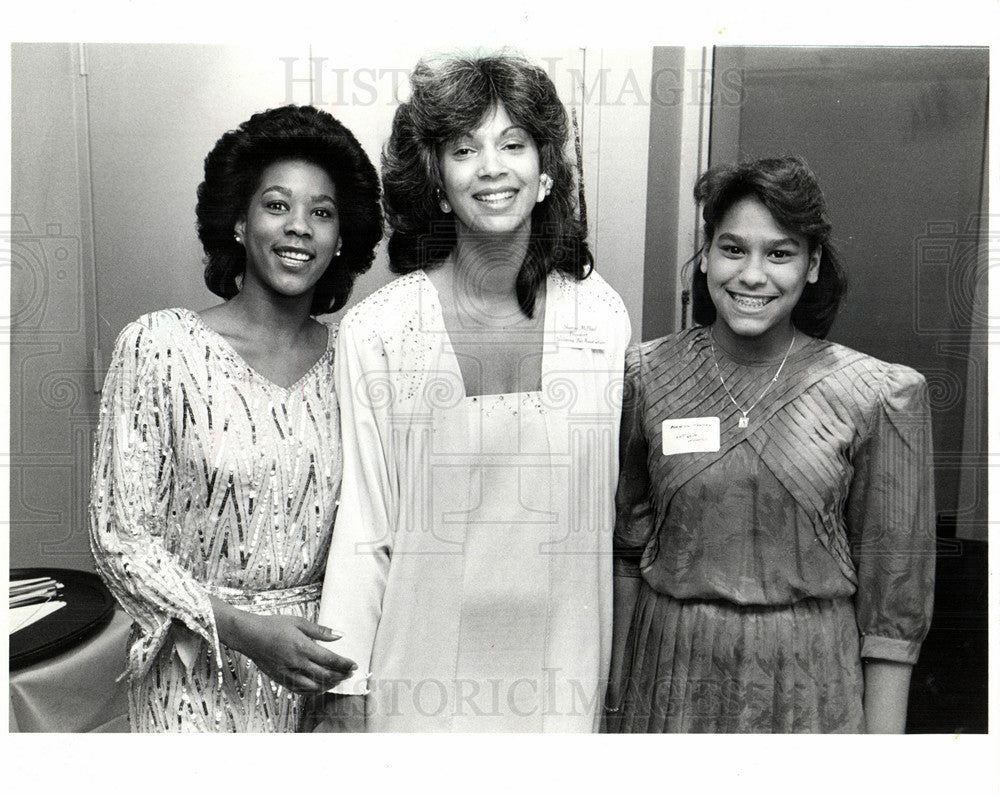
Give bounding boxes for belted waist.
[204,581,323,610]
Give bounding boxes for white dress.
[318,269,631,731]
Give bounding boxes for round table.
[9,569,130,732]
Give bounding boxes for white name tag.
[661,417,720,455]
[556,322,606,350]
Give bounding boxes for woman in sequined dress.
[89,105,383,731]
[608,156,935,733]
[313,54,631,732]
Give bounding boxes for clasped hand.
[209,597,357,695]
[239,613,357,694]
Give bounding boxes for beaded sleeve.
[88,319,222,680]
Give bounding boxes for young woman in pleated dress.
[89,105,382,731]
[608,156,935,733]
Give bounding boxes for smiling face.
[438,103,548,238]
[701,195,820,354]
[235,158,341,304]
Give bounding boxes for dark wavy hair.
[691,156,847,338]
[196,105,383,315]
[381,53,592,317]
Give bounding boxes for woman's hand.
[210,596,357,694]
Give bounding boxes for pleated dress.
[89,309,342,731]
[613,327,935,733]
[317,269,631,731]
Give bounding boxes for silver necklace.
[710,330,796,428]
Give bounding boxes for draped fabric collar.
[639,327,878,536]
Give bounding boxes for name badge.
[661,417,720,455]
[556,322,606,350]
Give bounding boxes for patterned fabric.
[623,584,865,733]
[89,308,341,732]
[317,269,631,731]
[614,327,935,733]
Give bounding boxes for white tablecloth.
[9,608,130,732]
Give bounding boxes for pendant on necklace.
[738,415,749,428]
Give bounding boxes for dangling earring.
[436,188,451,214]
[234,233,243,244]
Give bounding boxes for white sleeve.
[317,315,396,695]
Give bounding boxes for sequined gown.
[614,328,935,732]
[89,309,342,732]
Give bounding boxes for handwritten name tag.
[556,322,606,350]
[661,417,720,455]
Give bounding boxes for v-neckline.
[419,269,552,400]
[186,309,333,393]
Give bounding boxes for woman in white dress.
[313,54,631,732]
[89,105,382,731]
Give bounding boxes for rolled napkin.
[10,576,64,608]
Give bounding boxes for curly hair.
[196,105,383,315]
[691,156,848,338]
[381,53,592,317]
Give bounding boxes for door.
[708,46,988,537]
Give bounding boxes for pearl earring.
[436,188,451,214]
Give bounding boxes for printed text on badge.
[661,417,721,455]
